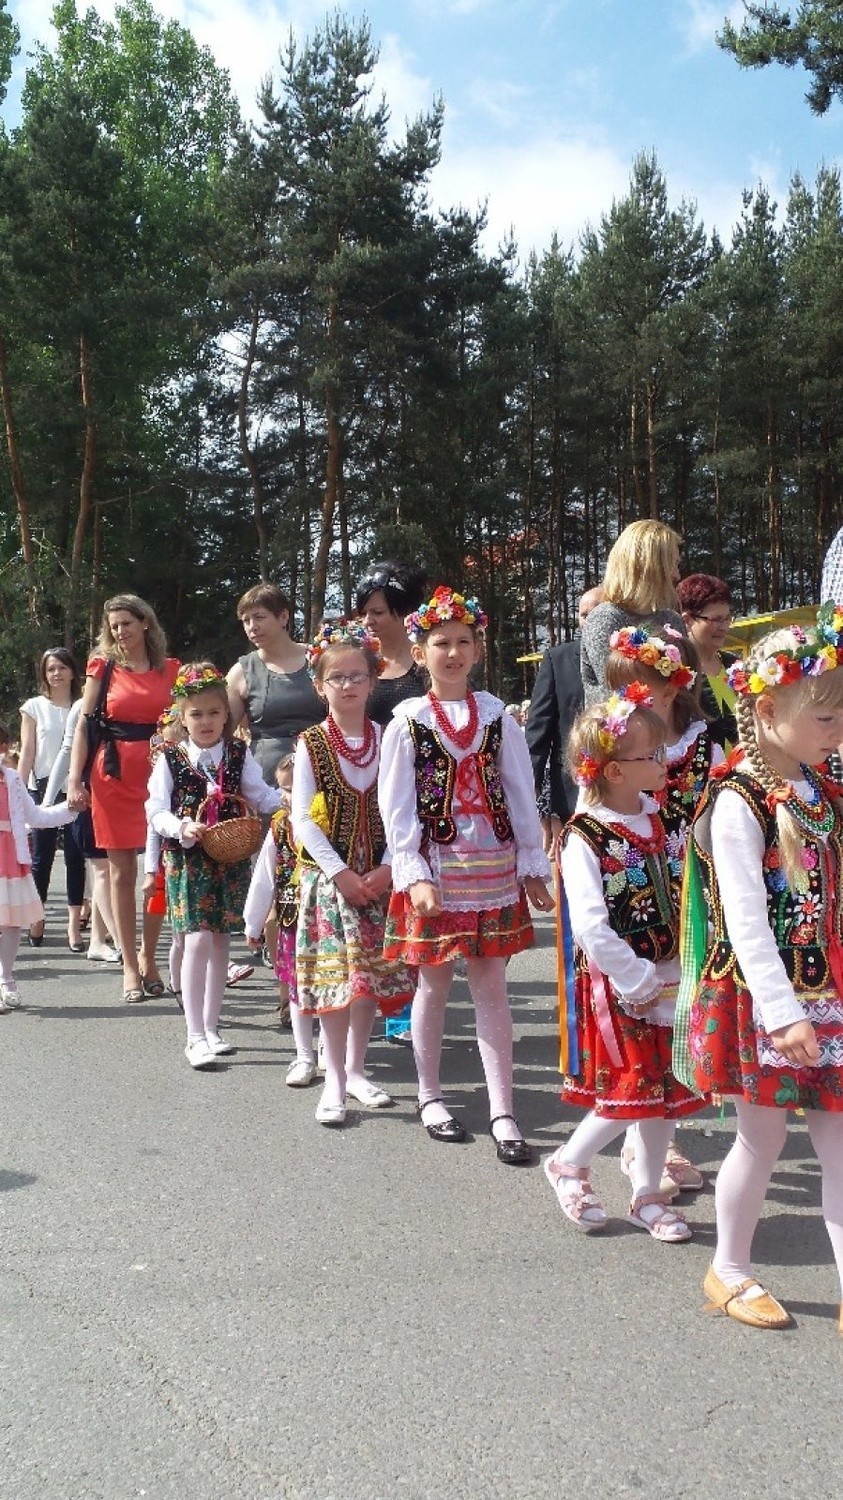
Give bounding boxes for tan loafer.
[703,1266,793,1330]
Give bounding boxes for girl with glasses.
[546,686,705,1239]
[292,622,413,1126]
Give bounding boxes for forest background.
[1,0,842,709]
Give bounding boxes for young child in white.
[0,720,78,1012]
[146,663,281,1068]
[144,705,187,1001]
[293,621,413,1125]
[378,586,553,1163]
[682,611,843,1330]
[244,753,315,1085]
[547,687,704,1238]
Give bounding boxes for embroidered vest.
[272,807,298,927]
[162,740,246,849]
[407,716,513,846]
[696,769,843,994]
[563,813,678,965]
[661,731,713,847]
[297,725,385,875]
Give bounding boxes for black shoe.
[418,1099,468,1144]
[489,1115,533,1166]
[27,927,44,948]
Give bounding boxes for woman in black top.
[355,560,427,726]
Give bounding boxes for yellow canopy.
[725,606,817,651]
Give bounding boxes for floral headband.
[727,605,843,697]
[405,585,488,642]
[609,626,696,689]
[156,703,181,730]
[305,619,385,676]
[574,683,654,787]
[172,664,225,699]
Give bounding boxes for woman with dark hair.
[67,595,180,1002]
[355,560,427,726]
[676,573,738,750]
[226,583,322,785]
[18,647,86,949]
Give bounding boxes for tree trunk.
[238,299,270,580]
[645,374,659,519]
[0,331,39,620]
[67,330,97,646]
[766,403,781,610]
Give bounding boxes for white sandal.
[544,1157,607,1232]
[628,1192,692,1243]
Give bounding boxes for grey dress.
[580,603,686,707]
[238,653,323,783]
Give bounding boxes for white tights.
[0,927,20,986]
[412,958,520,1141]
[713,1099,843,1297]
[319,998,378,1108]
[182,930,229,1043]
[555,1111,676,1199]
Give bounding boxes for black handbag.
[82,659,115,786]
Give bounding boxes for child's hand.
[409,880,441,917]
[142,872,156,894]
[523,875,554,912]
[181,819,204,843]
[334,868,369,907]
[246,935,263,953]
[361,866,392,901]
[769,1019,821,1067]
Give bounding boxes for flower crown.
[172,664,225,699]
[727,604,843,697]
[305,619,385,676]
[405,585,488,642]
[609,626,696,689]
[573,683,654,787]
[156,703,181,731]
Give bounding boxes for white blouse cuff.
[391,851,433,891]
[516,848,552,881]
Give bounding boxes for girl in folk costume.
[0,721,78,1013]
[244,753,315,1086]
[379,586,554,1164]
[607,623,723,1195]
[143,704,187,1001]
[546,688,705,1239]
[146,664,282,1069]
[293,622,412,1127]
[678,610,843,1330]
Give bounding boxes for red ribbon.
[453,754,490,817]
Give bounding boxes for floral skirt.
[562,970,705,1120]
[296,868,413,1016]
[688,971,843,1111]
[384,890,534,966]
[164,846,249,934]
[275,926,298,1002]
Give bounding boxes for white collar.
[186,739,224,769]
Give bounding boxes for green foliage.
[719,0,843,113]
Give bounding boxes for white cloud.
[676,0,745,57]
[465,76,530,130]
[369,32,437,134]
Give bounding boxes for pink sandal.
[628,1192,692,1243]
[544,1157,607,1233]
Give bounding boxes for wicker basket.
[196,794,263,864]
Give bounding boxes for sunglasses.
[358,567,402,596]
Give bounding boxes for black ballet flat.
[27,927,44,948]
[418,1099,468,1144]
[489,1115,533,1166]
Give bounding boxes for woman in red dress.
[67,595,180,1002]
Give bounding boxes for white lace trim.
[665,721,707,762]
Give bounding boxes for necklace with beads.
[326,714,377,769]
[780,765,836,838]
[428,690,479,751]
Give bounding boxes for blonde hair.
[568,700,666,805]
[606,626,704,737]
[95,594,168,670]
[735,627,843,890]
[602,521,682,615]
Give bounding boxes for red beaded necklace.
[326,714,378,769]
[428,690,479,751]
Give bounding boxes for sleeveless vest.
[696,768,843,994]
[161,739,246,849]
[407,716,513,846]
[297,724,385,875]
[563,812,678,965]
[272,807,298,927]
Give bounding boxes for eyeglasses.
[323,671,370,688]
[615,746,667,765]
[692,613,732,626]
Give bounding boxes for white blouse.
[20,696,72,785]
[291,723,387,881]
[705,783,819,1034]
[146,738,281,846]
[560,794,679,1017]
[378,691,550,893]
[666,718,725,771]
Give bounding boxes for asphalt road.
[2,895,842,1500]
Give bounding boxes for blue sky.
[6,0,841,256]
